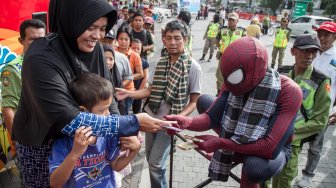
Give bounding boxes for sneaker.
[297,175,313,188]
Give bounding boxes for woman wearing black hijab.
[12,0,167,186]
[103,44,126,115]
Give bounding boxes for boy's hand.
[70,126,93,159]
[120,136,141,151]
[136,113,177,133]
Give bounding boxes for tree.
[307,2,314,14]
[322,0,336,17]
[215,0,221,8]
[260,0,282,15]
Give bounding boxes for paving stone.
[320,182,336,188]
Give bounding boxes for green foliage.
[307,2,314,14]
[260,0,282,14]
[323,0,336,17]
[215,0,221,8]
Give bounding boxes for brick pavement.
[126,126,336,188]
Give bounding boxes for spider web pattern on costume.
[62,112,119,137]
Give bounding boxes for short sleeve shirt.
[145,58,202,119]
[1,55,23,109]
[312,45,336,110]
[114,51,134,82]
[49,136,120,188]
[131,29,154,58]
[116,48,142,91]
[246,25,261,38]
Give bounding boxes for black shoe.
[207,55,212,62]
[199,54,206,61]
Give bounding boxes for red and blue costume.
[165,37,302,188]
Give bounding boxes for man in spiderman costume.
[165,37,303,188]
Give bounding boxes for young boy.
[49,73,140,188]
[131,39,149,114]
[131,39,149,91]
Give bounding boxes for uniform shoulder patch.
[325,83,331,93]
[1,70,12,86]
[2,71,10,77]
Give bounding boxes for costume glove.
[164,123,183,136]
[194,135,225,153]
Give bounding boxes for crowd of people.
[1,1,336,188]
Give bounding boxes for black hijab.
[102,44,122,88]
[49,0,117,77]
[103,44,126,114]
[12,0,119,146]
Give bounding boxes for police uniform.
[215,26,245,91]
[200,22,220,60]
[0,55,22,162]
[185,26,193,54]
[1,55,23,111]
[272,65,331,188]
[271,27,291,68]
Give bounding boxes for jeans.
[124,97,133,115]
[145,131,171,188]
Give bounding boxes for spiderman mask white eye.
[227,68,244,85]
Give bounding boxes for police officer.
[200,14,220,62]
[272,34,331,188]
[1,19,46,136]
[215,12,245,94]
[271,18,291,69]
